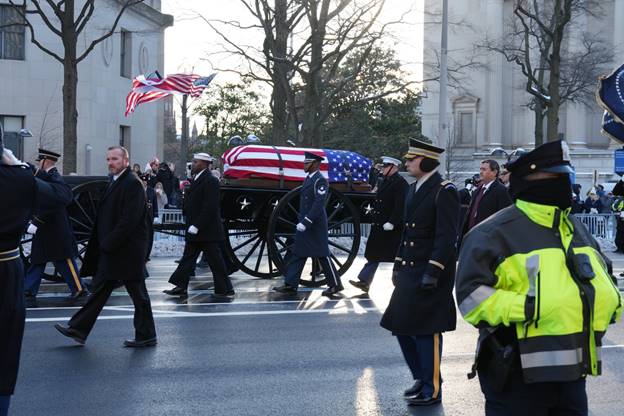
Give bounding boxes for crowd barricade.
[573,213,618,241]
[155,209,185,241]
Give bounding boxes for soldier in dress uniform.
[23,149,88,301]
[380,138,460,407]
[273,151,343,297]
[350,156,408,293]
[0,124,73,416]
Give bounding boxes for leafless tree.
[482,0,613,145]
[8,0,147,173]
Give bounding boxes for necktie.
[468,186,486,229]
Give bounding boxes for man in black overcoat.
[163,153,233,298]
[380,139,460,406]
[458,159,512,247]
[350,156,408,293]
[273,152,343,297]
[23,149,88,300]
[0,124,73,415]
[55,146,156,348]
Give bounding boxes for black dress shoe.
[407,392,441,406]
[322,285,344,297]
[24,291,36,299]
[68,289,90,301]
[123,337,157,348]
[273,284,297,294]
[196,261,210,268]
[349,280,370,292]
[213,290,235,297]
[403,380,423,399]
[54,324,86,345]
[163,287,188,296]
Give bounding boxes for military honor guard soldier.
[55,146,157,348]
[163,153,234,298]
[23,149,88,301]
[273,151,344,297]
[0,124,73,416]
[350,156,408,293]
[380,139,460,406]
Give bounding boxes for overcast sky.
[162,0,424,84]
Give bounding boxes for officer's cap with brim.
[381,156,401,166]
[35,148,61,162]
[403,138,444,160]
[303,151,324,163]
[506,140,574,177]
[193,152,214,162]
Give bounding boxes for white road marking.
[26,306,381,322]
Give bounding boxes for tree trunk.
[533,99,545,147]
[269,0,289,145]
[546,0,566,142]
[60,1,77,173]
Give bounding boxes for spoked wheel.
[224,217,281,279]
[266,186,361,287]
[66,180,108,267]
[19,234,65,282]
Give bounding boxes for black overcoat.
[80,167,148,281]
[30,167,78,264]
[294,171,330,258]
[364,172,408,262]
[183,170,224,242]
[380,172,460,336]
[459,179,511,245]
[0,164,72,395]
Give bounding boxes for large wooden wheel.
[266,186,361,286]
[20,180,107,281]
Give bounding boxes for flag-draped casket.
[222,145,373,183]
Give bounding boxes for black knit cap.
[506,140,574,177]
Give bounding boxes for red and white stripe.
[222,145,328,182]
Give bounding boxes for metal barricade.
[573,213,617,241]
[156,209,185,241]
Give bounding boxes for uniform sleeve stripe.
[458,285,496,316]
[429,260,445,270]
[304,217,313,224]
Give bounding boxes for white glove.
[590,208,598,214]
[2,149,27,166]
[296,223,306,232]
[153,217,162,225]
[187,225,199,235]
[383,222,394,231]
[27,223,38,235]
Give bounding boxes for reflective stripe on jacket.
[456,199,622,383]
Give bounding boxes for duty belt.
[0,248,20,262]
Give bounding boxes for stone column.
[485,0,504,149]
[615,0,624,62]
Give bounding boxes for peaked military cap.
[304,151,324,163]
[404,138,444,160]
[506,139,574,177]
[381,156,401,166]
[35,148,61,162]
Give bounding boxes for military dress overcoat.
[293,171,330,258]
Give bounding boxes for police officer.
[610,179,624,253]
[0,124,72,416]
[456,140,622,415]
[273,151,343,297]
[380,139,460,406]
[350,156,408,293]
[23,149,88,300]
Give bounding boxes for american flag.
[125,72,216,116]
[222,145,372,183]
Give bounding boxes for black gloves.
[420,274,438,290]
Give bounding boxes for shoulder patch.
[440,180,455,189]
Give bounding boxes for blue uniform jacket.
[294,171,330,257]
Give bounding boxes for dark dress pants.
[479,370,587,416]
[0,258,25,396]
[69,279,156,341]
[616,217,624,252]
[397,333,443,399]
[169,240,232,294]
[284,254,341,288]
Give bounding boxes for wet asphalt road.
[11,257,624,416]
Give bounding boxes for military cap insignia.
[317,186,327,195]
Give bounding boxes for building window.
[0,5,25,60]
[458,112,474,144]
[0,115,25,159]
[120,30,132,78]
[119,125,131,153]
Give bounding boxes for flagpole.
[438,0,449,176]
[180,94,189,176]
